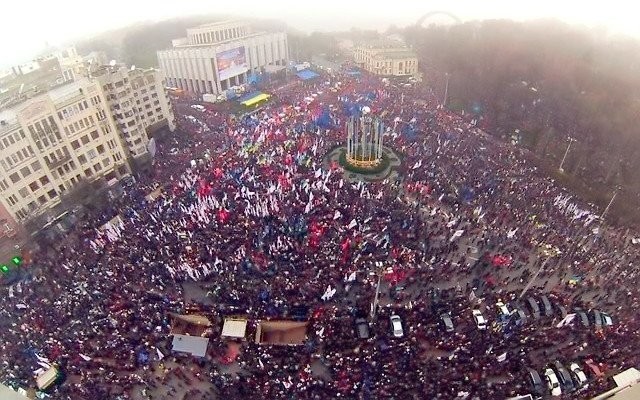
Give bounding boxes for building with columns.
[354,43,419,77]
[157,20,288,95]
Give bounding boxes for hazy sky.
[1,0,638,68]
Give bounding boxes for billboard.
[216,47,248,81]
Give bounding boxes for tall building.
[92,65,175,158]
[0,79,132,225]
[157,20,289,95]
[354,43,419,77]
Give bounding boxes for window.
[97,144,105,154]
[71,140,80,150]
[59,184,65,192]
[19,187,29,198]
[27,201,36,211]
[9,172,20,183]
[39,175,50,185]
[90,130,99,139]
[47,189,57,199]
[31,160,41,171]
[102,158,110,167]
[20,166,30,178]
[88,149,97,159]
[0,180,7,190]
[38,195,47,205]
[78,154,87,164]
[29,181,39,191]
[7,195,18,206]
[94,163,102,172]
[84,168,93,177]
[81,135,89,145]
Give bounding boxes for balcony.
[46,154,72,169]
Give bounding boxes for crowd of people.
[1,66,640,400]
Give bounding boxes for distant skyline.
[1,0,638,69]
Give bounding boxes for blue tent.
[297,70,320,81]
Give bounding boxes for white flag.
[497,353,507,362]
[450,229,464,242]
[347,219,357,229]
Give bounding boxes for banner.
[216,47,249,81]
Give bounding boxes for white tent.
[172,334,209,357]
[0,384,29,400]
[221,318,248,339]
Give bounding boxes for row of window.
[0,129,26,150]
[1,146,36,172]
[63,114,95,136]
[58,100,90,120]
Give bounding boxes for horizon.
[1,0,639,69]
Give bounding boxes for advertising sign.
[216,47,248,81]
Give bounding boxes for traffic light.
[0,265,8,274]
[11,256,22,266]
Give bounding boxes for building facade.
[157,20,289,95]
[354,45,419,77]
[0,79,132,225]
[93,65,175,158]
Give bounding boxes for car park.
[527,297,541,319]
[526,367,545,396]
[440,313,454,332]
[569,362,589,388]
[554,361,575,393]
[540,295,553,317]
[544,368,562,396]
[472,309,487,330]
[390,314,404,338]
[355,318,371,339]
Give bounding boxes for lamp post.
[519,256,553,299]
[370,271,383,320]
[442,72,450,107]
[600,185,622,222]
[558,137,576,173]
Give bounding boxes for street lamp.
[442,72,450,107]
[558,137,576,173]
[600,185,622,222]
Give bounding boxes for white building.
[0,78,132,225]
[92,65,175,158]
[157,20,289,95]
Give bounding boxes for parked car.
[472,309,487,330]
[544,368,562,396]
[540,295,553,317]
[526,367,545,396]
[569,362,589,388]
[440,313,454,332]
[574,308,589,327]
[554,361,576,393]
[390,314,404,338]
[513,304,528,326]
[527,297,541,319]
[496,301,511,318]
[355,318,371,339]
[591,310,603,329]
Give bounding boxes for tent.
[145,187,163,202]
[0,384,29,400]
[36,366,59,390]
[170,313,211,336]
[171,334,209,358]
[255,320,309,345]
[221,318,248,339]
[296,70,320,81]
